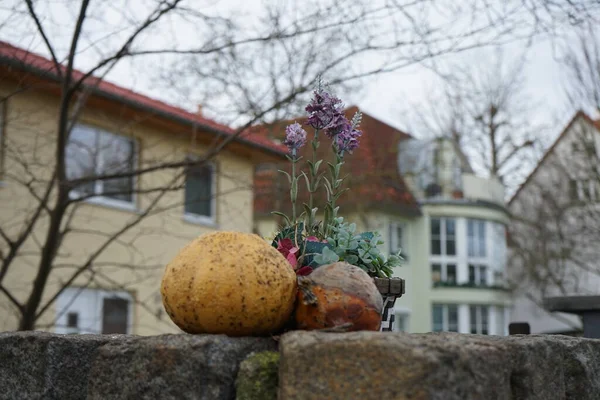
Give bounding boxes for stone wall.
[1,331,599,400]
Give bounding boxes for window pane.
[448,305,458,332]
[467,220,476,257]
[102,297,129,334]
[470,306,477,334]
[431,264,442,283]
[569,180,578,201]
[67,312,78,328]
[396,225,403,251]
[583,181,592,201]
[468,236,475,257]
[478,221,486,257]
[496,307,505,335]
[431,239,441,255]
[446,264,457,283]
[432,305,443,332]
[389,223,403,253]
[446,239,456,256]
[481,306,489,335]
[469,265,476,283]
[185,164,213,217]
[431,218,441,236]
[66,125,97,196]
[467,219,474,237]
[395,313,408,332]
[100,132,135,202]
[479,267,487,285]
[446,219,455,237]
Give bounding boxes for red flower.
[277,238,300,269]
[296,266,313,276]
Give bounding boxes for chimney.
[196,104,203,116]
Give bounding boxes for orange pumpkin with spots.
[161,231,297,336]
[295,262,383,331]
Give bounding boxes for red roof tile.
[0,41,285,156]
[253,107,421,218]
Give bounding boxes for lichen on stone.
[235,351,279,400]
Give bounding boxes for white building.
[509,111,600,334]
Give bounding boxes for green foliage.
[313,217,403,278]
[235,351,279,400]
[271,222,304,249]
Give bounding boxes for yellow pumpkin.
[161,231,297,336]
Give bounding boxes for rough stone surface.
[0,331,112,400]
[235,351,279,400]
[278,331,600,400]
[3,331,600,400]
[0,331,276,400]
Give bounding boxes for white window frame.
[468,264,488,285]
[569,178,600,203]
[469,305,489,335]
[467,219,486,258]
[388,221,407,256]
[183,158,217,226]
[430,217,456,256]
[494,305,506,336]
[491,222,506,283]
[55,287,133,334]
[68,124,138,212]
[431,262,457,284]
[432,304,459,332]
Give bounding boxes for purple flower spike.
[325,115,351,139]
[335,111,363,154]
[305,90,344,130]
[335,126,362,154]
[283,122,307,153]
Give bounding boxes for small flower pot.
[373,277,405,331]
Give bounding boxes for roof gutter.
[0,55,286,159]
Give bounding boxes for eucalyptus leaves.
[313,218,402,278]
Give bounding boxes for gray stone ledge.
[279,331,600,400]
[0,331,276,400]
[2,331,600,400]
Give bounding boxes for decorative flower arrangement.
[271,79,403,278]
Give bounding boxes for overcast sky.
[0,0,593,189]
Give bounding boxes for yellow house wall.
[0,81,258,335]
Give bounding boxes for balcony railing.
[432,281,510,291]
[462,174,505,205]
